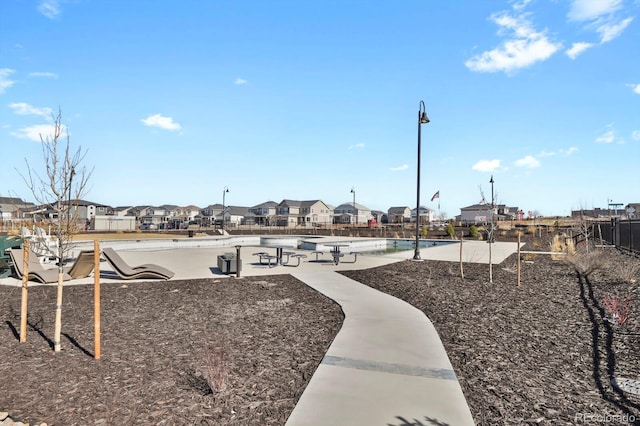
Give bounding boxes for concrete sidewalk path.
[286,271,475,426]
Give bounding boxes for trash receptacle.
[217,253,240,274]
[188,230,194,238]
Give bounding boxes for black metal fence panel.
[597,219,640,254]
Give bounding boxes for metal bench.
[310,251,325,261]
[254,252,277,267]
[282,251,296,264]
[286,253,307,267]
[350,252,362,262]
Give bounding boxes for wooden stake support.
[20,239,30,343]
[94,240,101,359]
[517,233,521,287]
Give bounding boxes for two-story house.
[249,201,278,226]
[387,206,412,224]
[275,200,333,228]
[411,206,436,224]
[333,202,372,225]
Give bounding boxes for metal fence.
[596,219,640,254]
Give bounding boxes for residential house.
[457,204,495,224]
[0,197,35,222]
[138,206,172,228]
[224,206,253,227]
[200,204,223,227]
[275,200,333,228]
[249,201,278,226]
[333,202,372,225]
[411,206,436,224]
[496,204,522,221]
[387,206,411,224]
[371,210,387,224]
[625,203,639,219]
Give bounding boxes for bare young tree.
[479,183,497,283]
[21,109,92,353]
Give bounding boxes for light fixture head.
[419,112,430,124]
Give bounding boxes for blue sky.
[1,0,638,217]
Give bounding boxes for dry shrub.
[565,250,608,278]
[550,235,575,260]
[527,225,536,235]
[523,253,537,261]
[614,262,639,284]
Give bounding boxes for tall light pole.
[414,100,430,261]
[222,186,229,231]
[351,187,356,227]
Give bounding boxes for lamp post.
[351,187,356,227]
[413,100,430,261]
[222,186,229,231]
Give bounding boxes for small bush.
[469,225,478,238]
[550,235,575,260]
[565,250,608,278]
[446,223,455,239]
[603,292,632,325]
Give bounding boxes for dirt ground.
[1,235,639,425]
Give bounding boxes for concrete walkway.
[285,271,475,426]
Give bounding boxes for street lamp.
[351,187,356,227]
[414,100,430,261]
[222,186,229,231]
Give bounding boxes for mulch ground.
[2,235,640,425]
[0,276,343,425]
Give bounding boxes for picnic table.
[266,245,296,266]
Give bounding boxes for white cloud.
[562,147,579,155]
[390,164,409,171]
[631,131,640,141]
[538,150,556,157]
[9,103,53,118]
[628,83,640,95]
[11,124,65,142]
[465,12,561,74]
[597,17,633,43]
[568,0,622,22]
[567,1,632,45]
[28,71,58,79]
[234,77,247,85]
[348,143,365,150]
[38,0,61,19]
[566,42,594,59]
[141,114,182,131]
[472,159,501,172]
[515,155,541,168]
[0,68,16,94]
[596,129,615,143]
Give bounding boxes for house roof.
[251,201,278,208]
